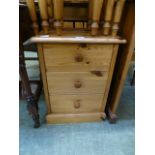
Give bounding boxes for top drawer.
[43,44,113,72]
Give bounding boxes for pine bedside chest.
[26,0,126,124]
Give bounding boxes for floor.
[19,52,135,155]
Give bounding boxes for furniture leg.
[105,107,117,123]
[19,38,40,128]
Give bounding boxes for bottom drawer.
[50,94,104,114]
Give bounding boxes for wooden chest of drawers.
[34,36,125,124]
[25,0,127,127]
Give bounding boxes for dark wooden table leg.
[131,70,135,86]
[19,38,40,128]
[105,107,117,123]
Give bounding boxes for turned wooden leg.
[105,107,117,123]
[19,36,40,128]
[26,95,40,128]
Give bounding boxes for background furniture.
[19,3,42,127]
[106,0,135,122]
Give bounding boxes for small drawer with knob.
[43,44,113,72]
[46,71,108,94]
[50,94,104,114]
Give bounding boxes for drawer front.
[50,94,104,114]
[46,71,108,94]
[43,44,113,71]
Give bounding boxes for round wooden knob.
[74,54,83,62]
[74,80,82,88]
[74,99,81,109]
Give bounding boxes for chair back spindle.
[88,0,93,30]
[91,0,104,36]
[26,0,39,35]
[53,0,64,35]
[25,0,126,37]
[47,0,54,28]
[103,0,115,35]
[111,0,126,36]
[38,0,49,34]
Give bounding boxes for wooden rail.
[28,35,127,44]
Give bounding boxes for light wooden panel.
[102,44,119,111]
[63,22,73,28]
[75,22,84,29]
[49,94,104,113]
[37,44,51,113]
[43,44,113,71]
[46,71,108,94]
[46,112,106,124]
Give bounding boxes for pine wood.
[88,0,93,29]
[47,0,54,28]
[53,0,64,35]
[26,0,39,35]
[46,112,106,124]
[49,94,104,113]
[64,22,73,28]
[43,44,113,71]
[46,71,108,94]
[111,0,126,36]
[103,0,115,35]
[91,0,104,36]
[29,34,126,44]
[102,45,119,111]
[37,44,51,114]
[75,22,85,29]
[38,0,49,34]
[24,1,127,124]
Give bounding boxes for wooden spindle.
[103,0,115,35]
[91,0,104,36]
[38,0,49,34]
[53,0,64,35]
[100,0,107,26]
[111,0,126,36]
[88,0,93,30]
[47,0,54,28]
[26,0,39,35]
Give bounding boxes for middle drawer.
[46,71,108,94]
